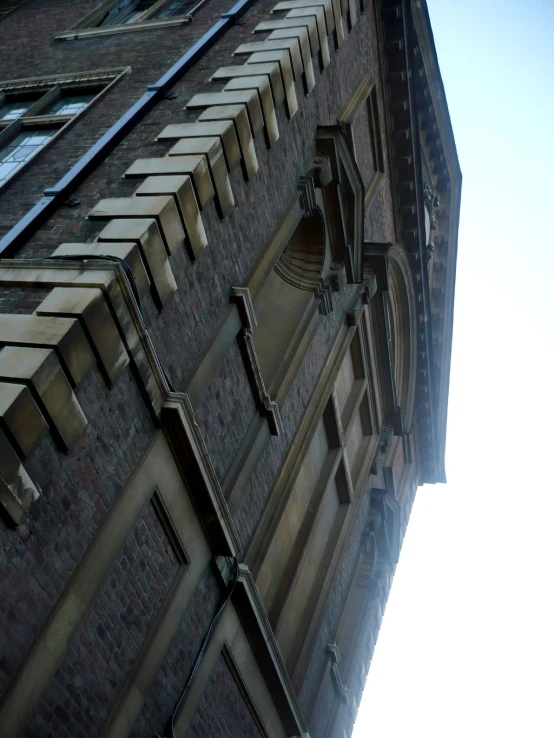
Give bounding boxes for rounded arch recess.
[274,208,327,293]
[386,245,418,431]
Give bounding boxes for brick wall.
[195,339,258,483]
[187,651,264,738]
[25,500,182,738]
[0,0,400,735]
[352,102,376,189]
[131,566,221,738]
[0,366,156,701]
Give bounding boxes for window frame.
[0,68,128,190]
[56,0,207,40]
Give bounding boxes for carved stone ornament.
[423,182,439,230]
[231,287,283,436]
[326,641,350,704]
[362,267,378,300]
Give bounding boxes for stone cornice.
[378,0,460,483]
[411,0,462,483]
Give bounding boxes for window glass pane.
[153,0,193,18]
[0,100,34,121]
[99,0,156,25]
[0,129,56,185]
[48,94,95,117]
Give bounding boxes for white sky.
[353,1,554,735]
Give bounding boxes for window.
[0,69,126,188]
[99,0,158,25]
[0,129,56,185]
[0,99,35,121]
[62,0,200,38]
[48,94,95,116]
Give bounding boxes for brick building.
[0,1,460,736]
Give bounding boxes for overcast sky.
[353,1,554,735]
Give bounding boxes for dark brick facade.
[195,340,259,484]
[131,567,221,738]
[26,501,182,738]
[0,0,457,735]
[187,652,264,738]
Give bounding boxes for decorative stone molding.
[231,287,283,436]
[326,641,350,704]
[275,207,326,291]
[423,182,439,230]
[298,174,318,215]
[315,279,334,315]
[362,241,394,291]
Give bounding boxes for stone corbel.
[231,287,283,435]
[326,641,350,704]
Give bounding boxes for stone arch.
[385,245,417,430]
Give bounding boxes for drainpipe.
[0,0,255,257]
